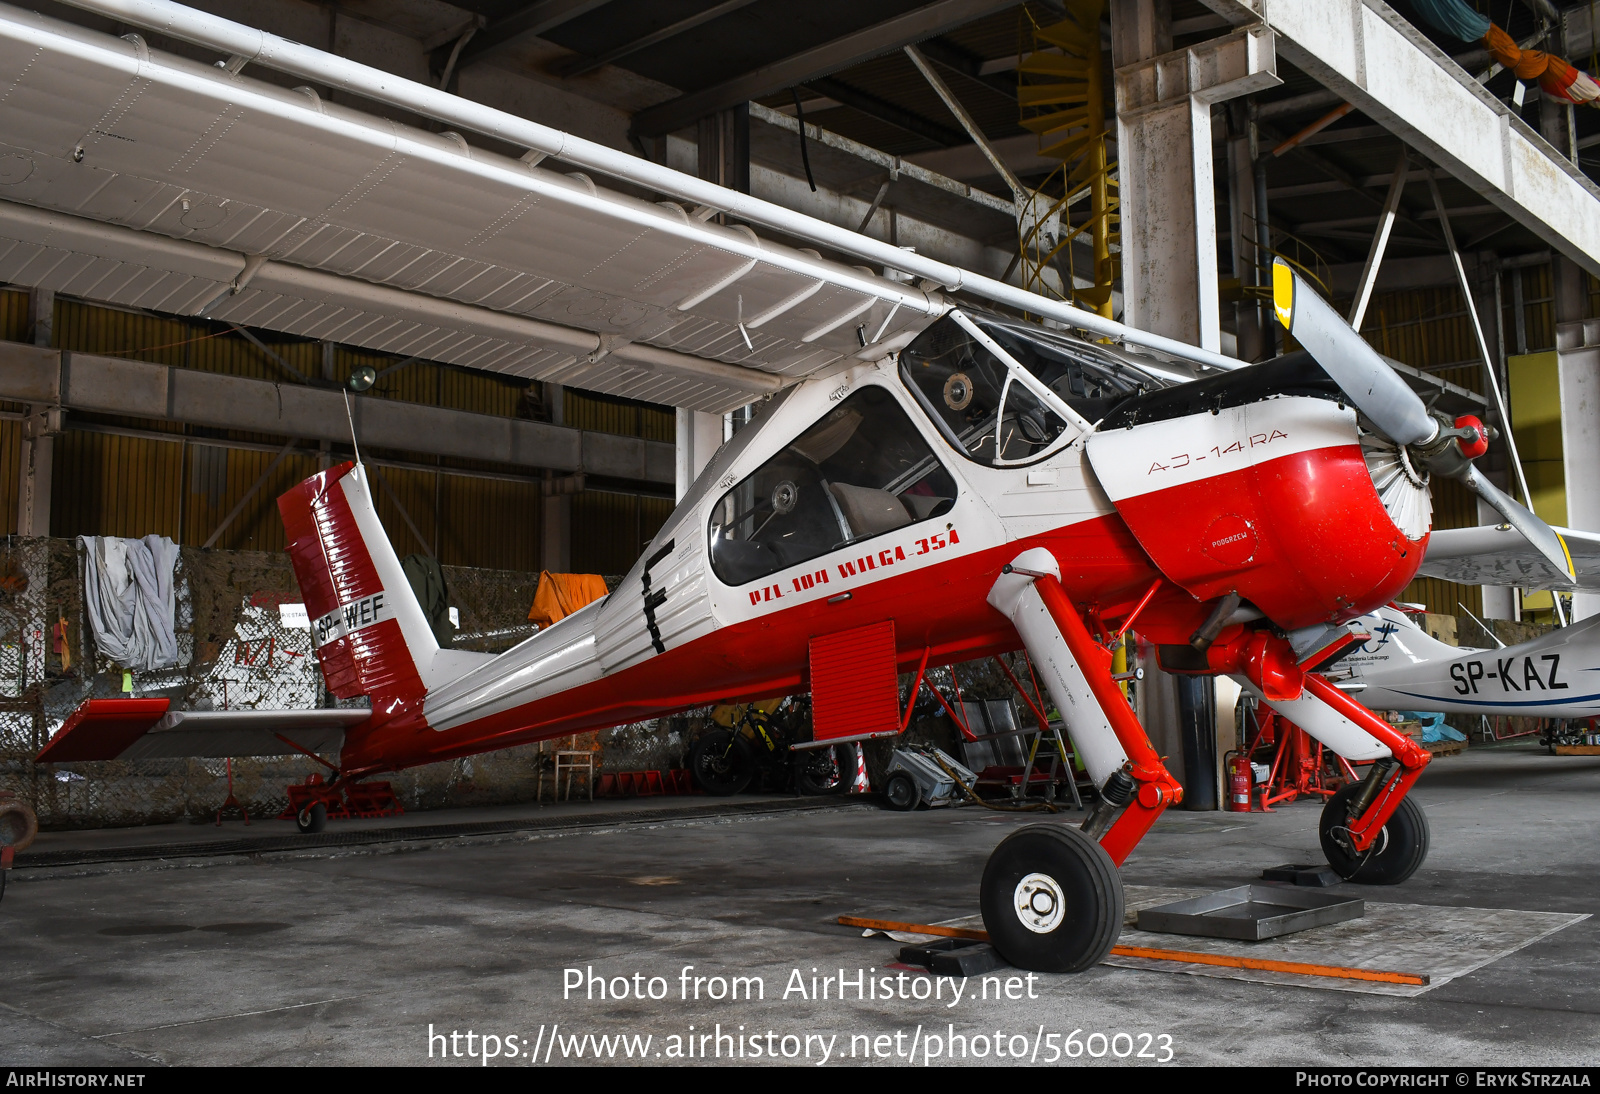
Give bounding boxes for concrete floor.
[3,743,1598,1067]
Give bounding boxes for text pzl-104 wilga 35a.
[45,260,1579,972]
[19,0,1598,975]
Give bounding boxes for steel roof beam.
[1255,121,1439,244]
[904,43,1022,195]
[451,0,614,70]
[554,0,761,79]
[912,36,1019,101]
[1295,204,1498,236]
[631,0,1024,138]
[1267,167,1451,201]
[747,101,1018,217]
[804,75,970,147]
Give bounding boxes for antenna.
[344,364,376,468]
[1457,601,1506,650]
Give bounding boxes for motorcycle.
[689,696,848,796]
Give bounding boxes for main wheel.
[690,730,754,796]
[794,744,846,796]
[1319,781,1429,884]
[883,772,921,811]
[980,824,1124,973]
[296,801,328,834]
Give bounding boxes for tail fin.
[278,462,438,712]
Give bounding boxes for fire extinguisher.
[1224,751,1252,812]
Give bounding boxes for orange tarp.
[1484,24,1600,105]
[528,572,609,628]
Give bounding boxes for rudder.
[277,461,439,715]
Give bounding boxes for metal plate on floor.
[1136,884,1364,941]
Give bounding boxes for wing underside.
[0,5,939,413]
[1419,524,1600,591]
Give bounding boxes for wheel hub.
[1013,872,1066,933]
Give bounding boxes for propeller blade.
[1461,463,1575,583]
[1272,258,1439,447]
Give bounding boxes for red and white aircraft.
[19,0,1596,973]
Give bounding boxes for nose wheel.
[1319,783,1430,884]
[980,824,1124,973]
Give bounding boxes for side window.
[708,386,959,588]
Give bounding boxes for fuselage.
[323,330,1430,777]
[1344,605,1600,719]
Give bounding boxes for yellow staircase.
[1016,0,1118,318]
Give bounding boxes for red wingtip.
[35,697,171,763]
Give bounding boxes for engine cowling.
[1084,392,1426,630]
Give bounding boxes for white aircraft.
[1338,604,1600,721]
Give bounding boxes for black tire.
[794,744,847,796]
[884,772,921,811]
[1319,782,1429,884]
[296,801,328,835]
[690,730,754,796]
[980,824,1124,973]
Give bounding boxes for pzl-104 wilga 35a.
[23,0,1598,974]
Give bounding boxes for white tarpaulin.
[78,535,180,672]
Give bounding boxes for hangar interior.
[2,0,1600,1069]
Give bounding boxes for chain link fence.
[0,537,688,830]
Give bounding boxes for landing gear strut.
[979,553,1182,972]
[977,551,1435,972]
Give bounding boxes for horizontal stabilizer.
[36,699,369,763]
[1420,524,1600,591]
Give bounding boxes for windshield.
[899,313,1155,465]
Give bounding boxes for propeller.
[1458,462,1575,584]
[1271,260,1438,447]
[1272,258,1574,584]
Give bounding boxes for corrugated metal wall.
[572,491,676,576]
[564,390,676,574]
[52,429,185,540]
[0,420,18,536]
[2,288,673,577]
[565,390,675,442]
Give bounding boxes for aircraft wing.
[34,698,369,763]
[1417,524,1600,591]
[0,5,943,413]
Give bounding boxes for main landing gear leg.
[979,551,1184,972]
[1212,634,1434,884]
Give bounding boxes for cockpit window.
[899,313,1151,465]
[708,386,959,589]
